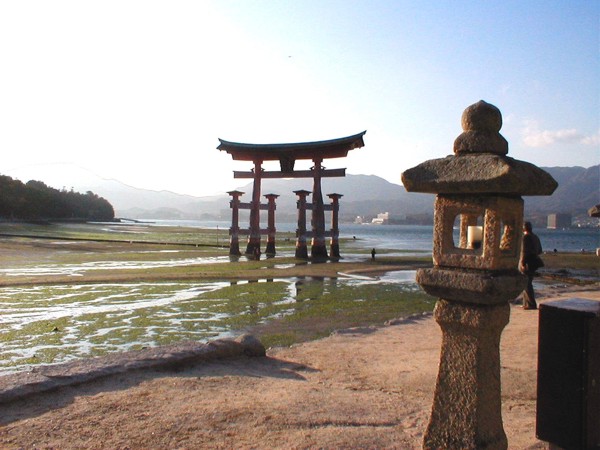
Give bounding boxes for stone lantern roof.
[401,100,558,196]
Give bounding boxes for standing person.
[519,221,544,310]
[371,248,376,260]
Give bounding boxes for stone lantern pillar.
[294,189,311,259]
[327,193,343,259]
[264,193,279,257]
[401,100,557,449]
[227,190,244,256]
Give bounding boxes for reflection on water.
[0,271,420,374]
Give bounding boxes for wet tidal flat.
[0,223,435,374]
[0,274,434,374]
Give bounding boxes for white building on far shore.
[371,212,389,225]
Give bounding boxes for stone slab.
[416,267,526,304]
[0,334,265,405]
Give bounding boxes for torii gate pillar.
[227,190,244,256]
[294,189,311,259]
[311,158,328,259]
[264,193,279,256]
[246,160,263,256]
[328,193,343,259]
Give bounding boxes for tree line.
[0,175,114,221]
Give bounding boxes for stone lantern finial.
[454,100,508,155]
[402,100,557,196]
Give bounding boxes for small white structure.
[371,212,389,224]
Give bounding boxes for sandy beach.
[0,283,597,449]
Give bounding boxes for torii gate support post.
[311,157,328,259]
[246,159,263,256]
[327,193,342,259]
[227,190,244,256]
[294,190,311,259]
[264,193,279,257]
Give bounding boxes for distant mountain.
[83,178,222,215]
[4,164,598,226]
[231,175,435,222]
[112,166,598,225]
[524,165,599,215]
[106,174,436,223]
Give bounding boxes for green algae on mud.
[0,276,435,373]
[251,282,435,348]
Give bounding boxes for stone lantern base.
[416,267,526,305]
[424,299,510,450]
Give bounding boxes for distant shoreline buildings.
[371,212,389,225]
[547,213,572,229]
[352,211,598,230]
[354,212,390,225]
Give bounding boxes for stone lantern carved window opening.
[433,194,523,271]
[452,213,484,250]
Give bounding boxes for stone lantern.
[401,100,557,449]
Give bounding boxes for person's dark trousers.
[523,273,537,309]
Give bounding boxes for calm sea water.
[151,220,599,253]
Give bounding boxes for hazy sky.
[1,1,598,196]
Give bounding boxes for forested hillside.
[0,175,114,221]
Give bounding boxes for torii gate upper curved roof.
[217,131,366,161]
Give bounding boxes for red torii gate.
[218,131,366,259]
